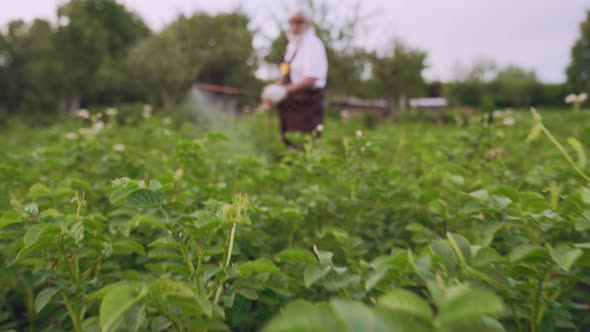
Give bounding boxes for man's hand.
[285,84,296,95]
[284,77,318,95]
[261,100,272,110]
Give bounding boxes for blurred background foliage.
[0,0,589,117]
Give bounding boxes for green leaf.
[240,258,280,277]
[430,240,458,269]
[313,245,334,265]
[100,283,145,332]
[0,212,21,230]
[147,279,195,299]
[489,186,520,202]
[491,195,512,210]
[377,289,433,322]
[262,300,343,332]
[323,272,361,291]
[449,317,506,332]
[34,287,59,313]
[371,252,410,270]
[509,244,548,262]
[526,123,543,143]
[14,224,61,263]
[567,137,587,168]
[365,269,388,291]
[574,242,590,249]
[112,241,146,256]
[130,214,166,230]
[185,319,228,332]
[148,180,163,191]
[438,287,503,327]
[123,304,146,332]
[29,183,52,199]
[89,282,125,301]
[126,189,162,207]
[472,247,504,267]
[549,244,583,272]
[304,265,330,287]
[446,174,465,186]
[274,248,318,264]
[109,181,140,205]
[330,300,394,332]
[155,183,175,194]
[519,192,550,214]
[24,223,61,246]
[81,317,100,332]
[447,233,472,264]
[469,190,490,203]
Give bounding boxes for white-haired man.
[265,7,328,146]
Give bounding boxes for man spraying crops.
[261,6,328,146]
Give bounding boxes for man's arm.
[285,77,318,94]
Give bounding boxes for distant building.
[191,83,241,114]
[330,98,391,121]
[408,97,448,113]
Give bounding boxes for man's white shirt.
[284,29,328,89]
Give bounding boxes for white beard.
[287,31,304,43]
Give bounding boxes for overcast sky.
[2,0,589,82]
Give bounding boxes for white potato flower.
[111,178,130,186]
[316,124,324,132]
[503,117,515,126]
[565,94,579,104]
[93,121,105,132]
[174,168,184,180]
[76,109,90,119]
[356,130,363,137]
[143,104,153,118]
[106,108,118,117]
[112,144,126,152]
[261,84,287,104]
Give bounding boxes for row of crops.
[1,108,590,331]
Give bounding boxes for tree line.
[0,0,589,115]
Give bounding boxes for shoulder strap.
[287,49,298,63]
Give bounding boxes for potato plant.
[0,108,590,331]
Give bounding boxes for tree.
[54,0,150,110]
[176,13,260,91]
[0,19,60,113]
[444,58,498,109]
[492,66,539,108]
[126,26,198,107]
[369,41,428,108]
[566,10,590,94]
[127,12,261,107]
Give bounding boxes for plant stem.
[531,108,590,182]
[196,252,203,293]
[225,223,237,268]
[62,292,82,332]
[160,308,183,332]
[179,242,196,275]
[530,270,548,332]
[214,223,237,305]
[24,287,35,330]
[536,288,561,327]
